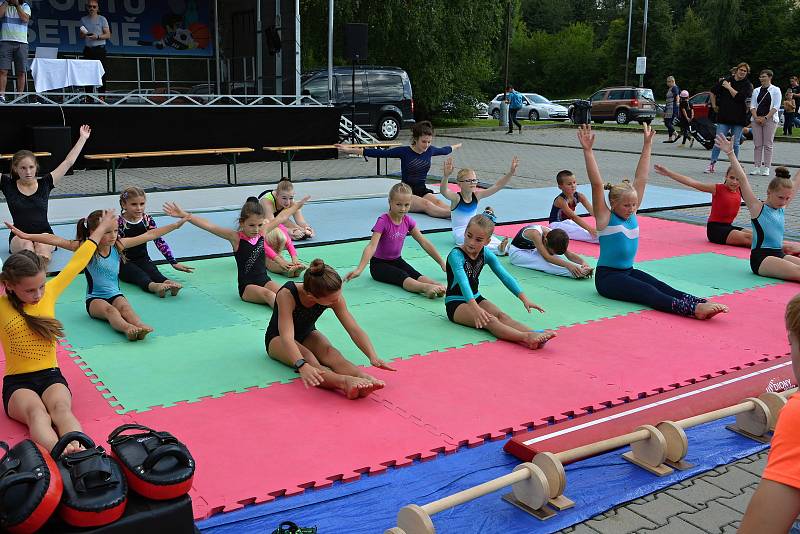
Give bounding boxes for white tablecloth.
[30,58,105,92]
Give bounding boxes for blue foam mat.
[196,416,767,534]
[4,184,708,272]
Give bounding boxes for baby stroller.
[689,117,716,150]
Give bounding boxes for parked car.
[689,91,716,122]
[487,93,569,121]
[439,96,489,119]
[570,87,657,124]
[301,66,415,140]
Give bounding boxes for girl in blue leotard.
[335,121,461,218]
[579,124,728,319]
[445,213,555,349]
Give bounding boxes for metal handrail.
[1,92,328,107]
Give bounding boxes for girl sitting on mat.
[163,196,309,306]
[7,210,189,340]
[1,210,116,455]
[265,224,306,277]
[258,178,314,240]
[265,259,395,399]
[335,121,461,219]
[445,213,555,349]
[733,141,800,281]
[507,225,593,279]
[2,124,93,264]
[118,187,194,298]
[345,183,446,298]
[579,123,728,319]
[654,156,800,254]
[440,156,514,254]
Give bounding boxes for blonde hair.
[119,186,146,209]
[275,179,294,195]
[603,179,636,204]
[786,293,800,340]
[266,226,287,253]
[389,182,412,200]
[456,168,475,182]
[768,168,793,192]
[466,213,495,236]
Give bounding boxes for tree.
[668,7,712,93]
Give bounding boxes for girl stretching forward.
[258,178,314,240]
[2,125,93,263]
[440,156,514,254]
[8,210,189,340]
[345,183,446,298]
[265,225,306,277]
[163,196,308,306]
[335,121,461,218]
[1,210,116,455]
[579,124,728,319]
[265,259,395,399]
[118,187,194,297]
[446,213,554,349]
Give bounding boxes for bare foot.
[498,237,510,255]
[424,285,440,299]
[695,302,729,320]
[166,281,182,296]
[342,376,373,399]
[154,283,168,298]
[126,327,142,341]
[63,440,86,456]
[524,331,556,350]
[137,325,154,340]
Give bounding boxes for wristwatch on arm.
[292,358,307,372]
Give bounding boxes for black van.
[301,66,415,140]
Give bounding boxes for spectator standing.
[748,69,781,177]
[0,0,31,103]
[790,76,800,128]
[505,84,523,135]
[705,62,753,174]
[783,88,796,137]
[79,0,110,93]
[663,76,680,143]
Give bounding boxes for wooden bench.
[263,142,401,180]
[0,152,51,160]
[84,147,255,192]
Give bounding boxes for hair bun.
[246,196,259,203]
[603,183,613,190]
[308,258,326,275]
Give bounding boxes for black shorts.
[85,294,124,315]
[3,368,70,416]
[706,221,744,245]
[445,295,485,322]
[264,327,317,355]
[238,274,271,298]
[409,183,435,198]
[750,248,785,274]
[119,257,168,291]
[369,256,423,287]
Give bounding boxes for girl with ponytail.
[265,258,393,399]
[1,210,116,454]
[163,195,310,306]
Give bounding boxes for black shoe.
[506,131,513,135]
[518,125,522,133]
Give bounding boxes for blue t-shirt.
[752,204,785,250]
[362,145,452,188]
[507,90,524,108]
[597,212,639,269]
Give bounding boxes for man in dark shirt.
[790,76,800,128]
[705,62,754,174]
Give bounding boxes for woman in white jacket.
[749,70,782,177]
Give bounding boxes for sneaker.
[749,167,762,175]
[704,163,716,174]
[0,95,5,104]
[689,138,695,148]
[506,131,513,135]
[761,167,771,176]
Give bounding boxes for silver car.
[487,92,569,121]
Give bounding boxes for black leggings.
[119,257,168,292]
[370,256,422,287]
[595,266,705,316]
[508,108,522,131]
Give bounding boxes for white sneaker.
[749,167,762,175]
[761,167,771,176]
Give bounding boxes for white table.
[30,58,105,92]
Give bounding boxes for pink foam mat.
[96,282,796,520]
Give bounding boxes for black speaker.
[345,23,368,61]
[29,126,73,176]
[266,26,282,55]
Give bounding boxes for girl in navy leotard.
[335,121,461,218]
[579,123,728,319]
[163,196,309,306]
[265,259,395,399]
[445,213,555,349]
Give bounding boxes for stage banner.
[28,0,213,56]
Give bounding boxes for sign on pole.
[635,56,647,75]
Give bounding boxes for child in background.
[738,293,800,534]
[440,156,515,254]
[784,88,796,137]
[2,125,93,263]
[508,225,593,279]
[118,187,194,297]
[677,90,695,147]
[258,179,314,240]
[548,170,598,243]
[445,213,555,349]
[163,196,308,306]
[346,183,446,298]
[265,224,306,277]
[265,259,395,399]
[1,211,116,455]
[8,210,189,340]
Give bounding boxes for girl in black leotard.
[265,259,395,399]
[163,196,308,306]
[1,125,92,263]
